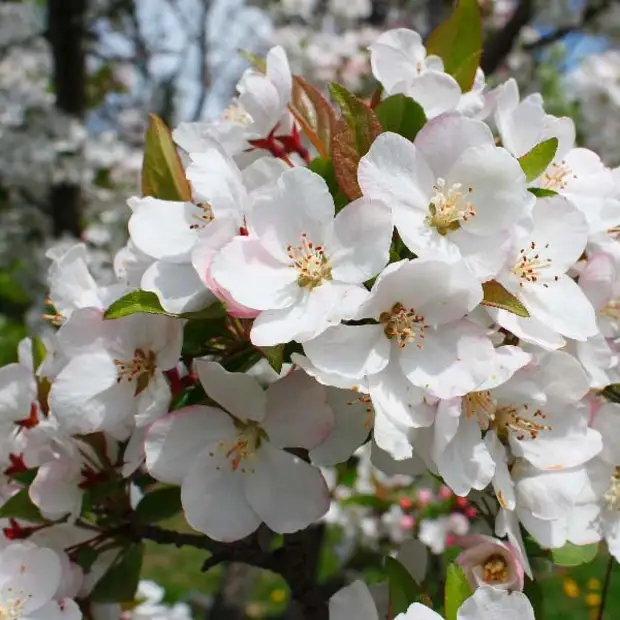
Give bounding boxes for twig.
[597,555,614,620]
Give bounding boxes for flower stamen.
[380,302,430,349]
[114,348,157,396]
[512,241,559,287]
[426,178,476,235]
[287,233,332,290]
[541,161,576,191]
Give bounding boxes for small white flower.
[145,362,333,541]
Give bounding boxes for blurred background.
[2,0,620,617]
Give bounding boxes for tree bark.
[47,0,87,238]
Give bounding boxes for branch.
[191,0,211,122]
[597,555,614,620]
[481,0,535,75]
[127,517,329,619]
[524,0,616,51]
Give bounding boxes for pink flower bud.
[400,515,415,530]
[438,485,453,500]
[399,496,413,510]
[455,534,525,592]
[455,496,469,508]
[416,488,434,506]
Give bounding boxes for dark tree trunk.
[47,0,87,238]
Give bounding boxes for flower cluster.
[3,11,620,618]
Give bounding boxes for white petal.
[394,72,461,118]
[182,445,261,542]
[250,167,335,263]
[212,236,298,310]
[29,461,82,521]
[245,445,329,533]
[399,603,444,620]
[195,360,266,422]
[264,370,333,449]
[303,324,390,379]
[141,260,214,314]
[0,363,36,423]
[266,46,292,104]
[145,406,235,484]
[457,586,534,620]
[331,198,392,283]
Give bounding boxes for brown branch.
[481,0,535,75]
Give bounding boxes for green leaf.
[444,564,472,620]
[31,335,47,371]
[481,280,530,317]
[329,84,382,200]
[291,76,336,159]
[135,487,182,523]
[104,290,226,320]
[426,0,482,92]
[551,542,599,567]
[308,157,349,211]
[528,187,558,198]
[257,344,285,374]
[142,114,192,201]
[385,556,421,617]
[74,546,99,572]
[10,468,37,485]
[518,138,559,183]
[91,544,144,603]
[238,49,266,72]
[0,487,44,522]
[375,95,427,141]
[524,577,546,620]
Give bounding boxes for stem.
[597,556,614,620]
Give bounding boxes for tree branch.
[524,0,616,50]
[481,0,535,75]
[191,0,211,122]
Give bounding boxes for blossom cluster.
[3,14,620,618]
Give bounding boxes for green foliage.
[375,95,427,141]
[257,344,285,373]
[551,542,599,567]
[519,138,559,183]
[426,0,482,92]
[142,114,192,202]
[91,544,145,603]
[386,556,422,616]
[308,157,348,211]
[481,280,530,317]
[444,564,472,620]
[104,290,225,321]
[136,487,183,524]
[0,487,43,522]
[529,188,558,198]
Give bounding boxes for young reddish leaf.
[481,280,530,317]
[329,84,382,199]
[142,114,192,202]
[425,0,482,92]
[290,76,336,159]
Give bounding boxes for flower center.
[492,403,551,441]
[604,469,620,511]
[189,202,215,231]
[114,348,157,396]
[380,302,430,349]
[0,589,28,620]
[221,100,252,126]
[463,391,496,427]
[213,421,267,474]
[511,241,559,287]
[600,298,620,320]
[287,233,332,290]
[541,161,576,191]
[482,554,509,584]
[426,179,476,236]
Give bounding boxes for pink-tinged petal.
[358,133,435,218]
[330,198,392,283]
[579,252,616,311]
[495,508,532,579]
[457,587,534,620]
[520,275,597,341]
[415,114,493,176]
[487,432,515,511]
[212,236,299,310]
[195,360,266,422]
[27,599,83,620]
[245,445,329,533]
[264,370,333,450]
[145,406,235,484]
[182,445,261,542]
[303,324,390,379]
[128,197,201,262]
[141,260,214,315]
[29,461,82,521]
[250,168,334,263]
[329,581,379,620]
[487,307,566,351]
